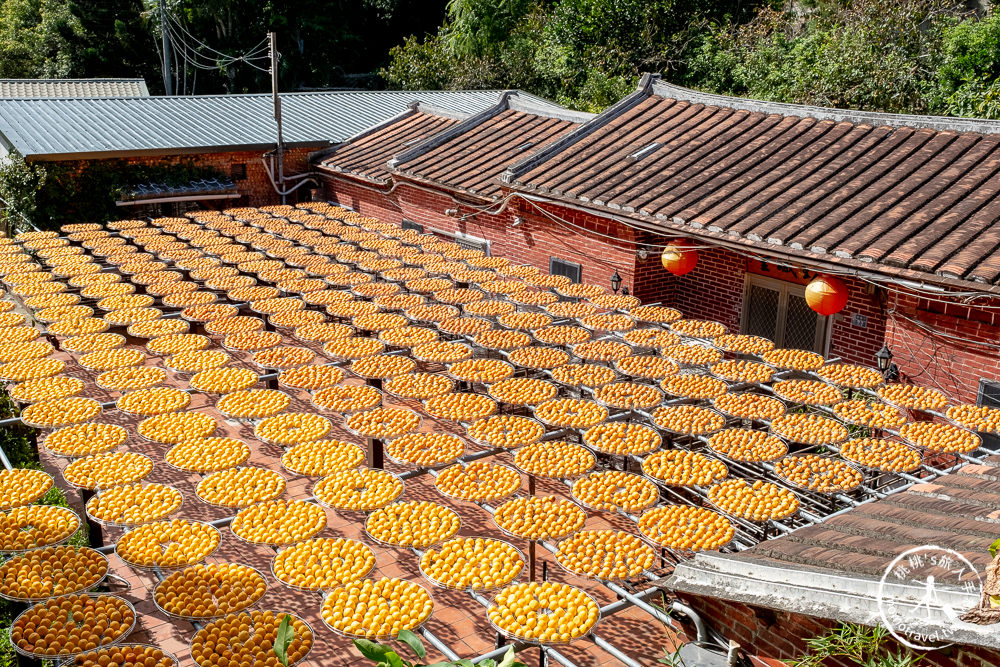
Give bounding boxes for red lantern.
[660,239,698,276]
[805,274,849,315]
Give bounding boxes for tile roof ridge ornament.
[650,79,1000,135]
[387,95,512,171]
[501,72,660,184]
[505,95,595,125]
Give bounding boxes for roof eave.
[504,184,1000,294]
[22,140,332,162]
[666,552,999,651]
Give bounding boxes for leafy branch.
[273,615,295,667]
[353,629,525,667]
[793,623,921,667]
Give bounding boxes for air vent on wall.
[549,257,582,283]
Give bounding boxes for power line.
[158,8,271,77]
[165,10,266,63]
[164,20,241,69]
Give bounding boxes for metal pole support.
[79,488,103,548]
[367,437,384,470]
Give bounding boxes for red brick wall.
[505,197,638,289]
[322,175,643,291]
[886,293,1000,404]
[677,594,1000,667]
[670,246,746,334]
[54,147,315,209]
[829,275,887,367]
[322,172,1000,403]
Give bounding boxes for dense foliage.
[0,151,224,230]
[383,0,1000,117]
[0,0,85,78]
[2,0,1000,114]
[0,0,447,93]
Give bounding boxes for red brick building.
[315,76,1000,664]
[0,89,516,216]
[320,75,1000,406]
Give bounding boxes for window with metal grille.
[401,220,423,233]
[784,294,821,350]
[745,284,779,341]
[550,258,582,284]
[742,275,829,354]
[978,380,1000,451]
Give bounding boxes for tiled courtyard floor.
[32,326,672,666]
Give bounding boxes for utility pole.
[269,31,285,203]
[160,0,173,95]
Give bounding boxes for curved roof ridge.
[651,78,1000,135]
[506,94,595,124]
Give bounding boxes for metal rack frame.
[0,202,993,667]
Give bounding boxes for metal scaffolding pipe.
[603,582,677,630]
[541,646,576,667]
[421,627,462,662]
[590,635,643,667]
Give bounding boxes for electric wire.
[366,183,1000,353]
[161,10,269,72]
[165,10,267,63]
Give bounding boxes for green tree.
[0,0,85,77]
[678,0,960,115]
[0,151,49,233]
[443,0,535,56]
[937,11,1000,118]
[70,0,161,83]
[382,0,763,110]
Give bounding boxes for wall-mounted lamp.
[637,247,649,261]
[445,208,459,216]
[621,286,630,296]
[875,344,899,381]
[610,270,622,294]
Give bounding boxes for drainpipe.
[670,601,709,645]
[260,154,318,198]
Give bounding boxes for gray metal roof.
[0,79,149,98]
[0,89,561,160]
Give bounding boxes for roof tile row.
[318,75,1000,288]
[504,76,1000,287]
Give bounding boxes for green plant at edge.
[659,644,687,666]
[273,615,295,667]
[793,623,921,667]
[353,628,526,667]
